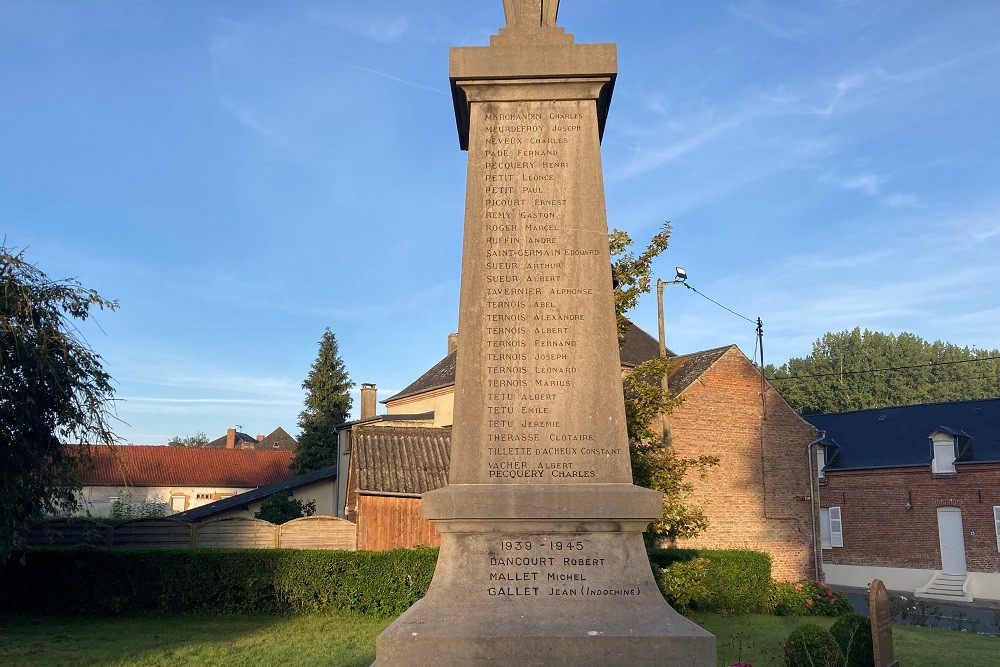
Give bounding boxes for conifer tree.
[291,329,354,475]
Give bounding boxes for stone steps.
[915,572,973,602]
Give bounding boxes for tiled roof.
[805,398,1000,470]
[206,431,257,449]
[620,319,674,367]
[171,465,336,522]
[70,445,294,487]
[385,319,673,403]
[354,427,451,495]
[261,427,297,450]
[667,346,734,395]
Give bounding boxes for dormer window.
[930,431,957,474]
[816,447,827,481]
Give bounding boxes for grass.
[690,612,1000,667]
[0,614,390,667]
[2,611,998,666]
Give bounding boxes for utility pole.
[656,267,687,448]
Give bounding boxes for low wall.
[25,516,357,551]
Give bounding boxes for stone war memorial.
[375,1,716,665]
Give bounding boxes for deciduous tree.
[254,492,316,524]
[291,328,354,475]
[611,226,719,544]
[1,246,118,559]
[766,328,1000,414]
[167,432,209,447]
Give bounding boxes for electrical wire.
[682,283,756,324]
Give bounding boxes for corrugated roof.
[805,398,1000,470]
[70,445,295,487]
[171,465,336,522]
[385,319,673,403]
[354,427,451,494]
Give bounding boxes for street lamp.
[655,268,687,446]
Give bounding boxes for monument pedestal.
[375,485,715,666]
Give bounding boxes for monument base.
[374,485,716,666]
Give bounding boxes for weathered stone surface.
[375,4,716,665]
[869,579,898,667]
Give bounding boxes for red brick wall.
[671,348,819,581]
[821,465,1000,573]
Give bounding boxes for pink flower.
[806,599,814,606]
[794,583,803,591]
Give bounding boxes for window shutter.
[994,506,1000,552]
[830,506,844,548]
[820,508,832,549]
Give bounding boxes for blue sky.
[3,1,998,444]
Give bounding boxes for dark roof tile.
[171,465,336,522]
[806,398,1000,470]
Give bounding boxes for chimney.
[447,332,459,355]
[361,383,377,420]
[256,434,264,443]
[226,428,236,449]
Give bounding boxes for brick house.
[204,427,298,450]
[807,399,1000,602]
[343,323,820,581]
[69,445,295,517]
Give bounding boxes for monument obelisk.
[375,2,716,664]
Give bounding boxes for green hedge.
[0,547,438,617]
[649,548,773,614]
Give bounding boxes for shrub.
[830,613,874,667]
[0,546,438,617]
[773,580,852,617]
[783,624,843,667]
[649,549,773,614]
[653,556,710,610]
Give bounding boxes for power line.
[682,283,756,324]
[767,356,1000,381]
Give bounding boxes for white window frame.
[170,495,186,512]
[816,448,826,480]
[931,435,957,474]
[821,506,843,548]
[820,508,832,549]
[994,506,1000,552]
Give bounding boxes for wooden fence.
[25,516,357,551]
[356,494,441,551]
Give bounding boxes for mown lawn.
[2,612,998,666]
[0,614,390,667]
[689,612,1000,667]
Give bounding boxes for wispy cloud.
[306,9,410,44]
[825,172,920,208]
[613,116,744,181]
[729,3,816,42]
[350,65,448,96]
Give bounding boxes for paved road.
[833,586,1000,635]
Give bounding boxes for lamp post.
[656,267,687,446]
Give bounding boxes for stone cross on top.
[504,0,559,28]
[494,0,572,45]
